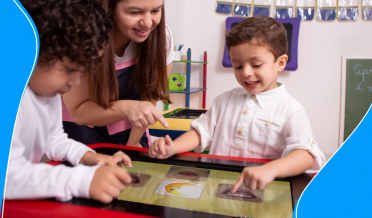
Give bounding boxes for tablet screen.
[119,161,292,218]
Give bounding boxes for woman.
[62,0,174,148]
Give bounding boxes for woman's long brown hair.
[91,0,171,109]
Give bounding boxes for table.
[3,144,312,218]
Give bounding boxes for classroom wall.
[163,0,372,156]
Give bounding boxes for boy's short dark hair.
[20,0,112,69]
[226,16,288,61]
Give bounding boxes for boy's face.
[113,0,163,44]
[230,39,288,94]
[28,56,84,97]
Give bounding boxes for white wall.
[164,0,372,156]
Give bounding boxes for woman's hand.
[120,100,169,128]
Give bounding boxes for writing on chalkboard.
[354,64,372,91]
[340,56,372,145]
[354,64,372,81]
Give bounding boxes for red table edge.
[2,143,274,218]
[2,200,158,218]
[47,143,272,166]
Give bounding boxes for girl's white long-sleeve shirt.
[5,86,99,201]
[191,84,326,173]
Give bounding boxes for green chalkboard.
[341,57,372,142]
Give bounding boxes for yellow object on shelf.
[149,107,208,139]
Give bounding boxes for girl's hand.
[122,100,168,128]
[89,165,131,203]
[231,165,277,192]
[149,135,174,159]
[80,151,132,168]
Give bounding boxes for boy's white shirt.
[191,83,326,173]
[6,86,99,201]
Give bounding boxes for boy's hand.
[80,151,132,168]
[89,165,132,203]
[232,165,276,192]
[149,135,174,159]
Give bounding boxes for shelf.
[165,49,207,110]
[173,60,208,64]
[169,88,207,94]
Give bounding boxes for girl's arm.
[62,75,168,128]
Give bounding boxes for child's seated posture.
[6,0,132,203]
[149,16,326,192]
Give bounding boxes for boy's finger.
[113,151,132,167]
[232,175,244,193]
[113,151,123,156]
[149,142,158,158]
[248,178,257,191]
[159,141,166,156]
[158,138,166,155]
[98,192,114,204]
[148,146,155,158]
[103,182,122,198]
[121,154,132,168]
[109,175,125,191]
[113,154,132,168]
[153,139,160,153]
[257,180,266,190]
[153,110,169,128]
[164,135,173,147]
[115,167,132,184]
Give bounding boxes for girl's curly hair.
[20,0,113,70]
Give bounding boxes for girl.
[9,0,132,203]
[62,0,174,148]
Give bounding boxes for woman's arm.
[63,75,168,128]
[126,100,157,147]
[126,62,173,147]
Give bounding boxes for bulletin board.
[340,56,372,145]
[222,17,300,71]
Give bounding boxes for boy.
[149,16,326,192]
[6,0,132,203]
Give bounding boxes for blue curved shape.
[0,0,39,198]
[294,104,372,217]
